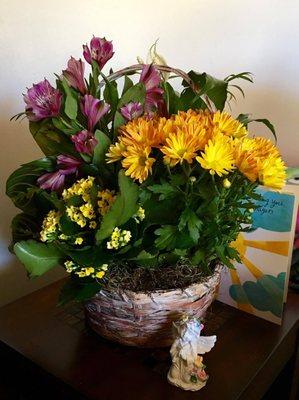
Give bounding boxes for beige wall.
[1,0,299,306]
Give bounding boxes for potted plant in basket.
[6,36,286,347]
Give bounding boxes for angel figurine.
[167,315,217,391]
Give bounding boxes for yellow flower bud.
[223,178,231,188]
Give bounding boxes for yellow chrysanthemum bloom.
[66,206,86,227]
[106,141,126,163]
[234,140,259,182]
[122,144,155,183]
[161,125,206,167]
[212,111,247,138]
[107,227,132,250]
[95,271,105,279]
[258,156,286,189]
[121,117,163,148]
[196,135,235,176]
[251,137,280,159]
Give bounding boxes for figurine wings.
[170,316,217,364]
[179,335,217,363]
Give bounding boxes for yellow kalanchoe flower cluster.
[40,210,60,242]
[98,189,116,216]
[107,227,132,250]
[63,177,97,228]
[64,261,108,279]
[62,176,95,202]
[106,109,285,189]
[134,206,145,223]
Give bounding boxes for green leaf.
[122,76,134,95]
[118,83,146,108]
[162,82,180,114]
[113,111,125,136]
[237,114,276,141]
[104,80,119,115]
[178,208,202,242]
[129,250,158,266]
[154,225,177,250]
[6,158,55,214]
[10,213,40,249]
[14,240,62,277]
[92,130,111,167]
[185,71,228,111]
[179,87,207,111]
[61,77,78,120]
[96,170,139,242]
[29,121,76,156]
[191,248,205,265]
[59,278,101,305]
[147,182,179,200]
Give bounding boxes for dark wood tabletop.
[0,279,298,400]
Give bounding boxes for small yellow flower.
[223,178,231,188]
[89,221,97,229]
[98,189,116,216]
[76,267,95,278]
[74,237,84,245]
[40,210,60,242]
[59,234,69,240]
[107,227,132,250]
[95,270,105,279]
[80,202,95,220]
[196,135,235,176]
[136,206,145,221]
[64,260,75,273]
[66,206,87,227]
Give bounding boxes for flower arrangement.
[7,36,286,303]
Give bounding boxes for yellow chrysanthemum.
[251,137,280,159]
[196,135,235,176]
[122,144,155,183]
[120,117,163,148]
[234,140,258,182]
[161,126,205,166]
[106,141,126,163]
[212,111,247,138]
[258,156,286,189]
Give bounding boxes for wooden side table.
[0,279,298,400]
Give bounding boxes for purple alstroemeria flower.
[71,130,98,155]
[120,102,143,121]
[23,79,62,121]
[63,57,86,94]
[37,155,82,192]
[81,94,110,131]
[83,36,114,69]
[139,64,164,113]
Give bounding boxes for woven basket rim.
[98,263,223,298]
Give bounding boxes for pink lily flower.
[63,57,86,94]
[71,130,98,155]
[83,36,114,70]
[120,102,143,121]
[23,79,62,121]
[139,64,164,113]
[81,94,110,131]
[37,155,82,192]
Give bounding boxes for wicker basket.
[84,265,222,347]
